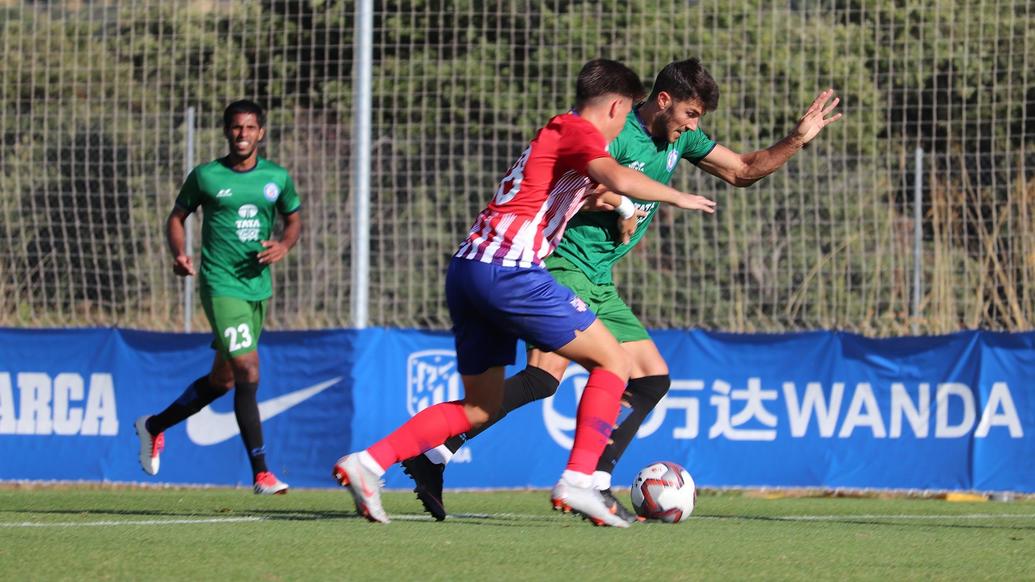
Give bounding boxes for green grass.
[1,487,1033,580]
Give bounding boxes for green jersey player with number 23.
[135,100,302,495]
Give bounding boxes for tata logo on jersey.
[406,350,461,416]
[0,372,118,436]
[236,204,261,242]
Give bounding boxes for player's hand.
[172,254,195,277]
[793,89,843,146]
[582,184,617,211]
[673,194,716,213]
[617,209,647,244]
[257,240,289,265]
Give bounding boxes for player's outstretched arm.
[586,188,648,244]
[697,88,842,188]
[166,207,195,277]
[257,210,301,265]
[586,157,715,213]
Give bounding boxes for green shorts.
[200,293,268,358]
[546,256,650,344]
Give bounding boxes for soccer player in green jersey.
[402,58,842,520]
[134,100,302,495]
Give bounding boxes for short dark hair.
[223,99,265,129]
[574,59,645,108]
[648,59,719,112]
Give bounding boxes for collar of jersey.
[220,156,264,174]
[634,105,669,147]
[633,105,651,136]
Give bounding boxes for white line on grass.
[4,513,1034,528]
[0,516,266,528]
[401,512,1035,523]
[697,513,1035,522]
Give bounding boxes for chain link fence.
[1,0,1032,334]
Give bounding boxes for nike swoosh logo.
[186,377,342,446]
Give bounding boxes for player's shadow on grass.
[706,514,1035,532]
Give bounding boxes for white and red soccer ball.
[630,461,697,523]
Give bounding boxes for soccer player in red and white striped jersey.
[332,60,715,527]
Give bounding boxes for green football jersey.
[549,108,716,284]
[175,157,301,301]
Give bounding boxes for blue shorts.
[446,256,597,375]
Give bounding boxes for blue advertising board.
[1,328,1032,492]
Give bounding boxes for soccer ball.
[630,461,696,523]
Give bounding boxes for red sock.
[566,368,626,475]
[367,401,472,471]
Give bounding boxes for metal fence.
[1,0,1032,334]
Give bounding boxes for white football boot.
[551,478,630,528]
[332,454,390,524]
[253,471,289,495]
[134,416,164,476]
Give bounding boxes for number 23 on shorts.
[224,323,253,353]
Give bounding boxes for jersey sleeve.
[557,119,610,174]
[174,168,203,213]
[682,128,718,165]
[277,173,301,215]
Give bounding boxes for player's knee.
[208,371,235,391]
[229,358,259,384]
[524,366,561,400]
[608,341,635,379]
[201,378,232,399]
[628,374,670,407]
[464,406,494,428]
[528,353,569,382]
[601,354,632,383]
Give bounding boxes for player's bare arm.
[581,184,618,211]
[165,207,195,277]
[585,189,646,244]
[697,88,842,187]
[257,210,302,265]
[586,156,716,213]
[616,212,644,244]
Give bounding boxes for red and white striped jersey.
[456,113,610,268]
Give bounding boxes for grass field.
[1,486,1033,580]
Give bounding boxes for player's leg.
[220,298,287,494]
[588,289,669,520]
[133,294,235,476]
[139,355,232,436]
[193,295,286,494]
[333,367,501,524]
[442,262,629,527]
[547,319,632,527]
[430,259,609,466]
[429,350,567,462]
[407,262,610,519]
[596,339,669,480]
[333,257,514,523]
[366,367,502,469]
[404,350,566,520]
[592,339,668,521]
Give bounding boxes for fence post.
[351,0,373,329]
[912,147,923,335]
[184,106,196,333]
